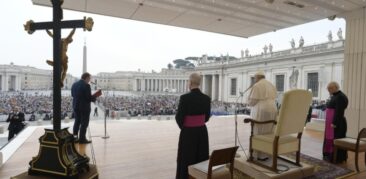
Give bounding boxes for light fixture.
[328,15,336,20]
[283,1,305,8]
[265,0,274,3]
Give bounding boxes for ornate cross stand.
[17,0,96,178]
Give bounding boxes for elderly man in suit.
[175,73,211,179]
[71,72,100,144]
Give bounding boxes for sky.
[0,1,345,78]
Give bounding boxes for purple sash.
[183,115,205,127]
[324,108,335,153]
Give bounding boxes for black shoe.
[79,140,92,144]
[257,157,269,161]
[73,135,79,143]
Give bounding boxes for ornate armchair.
[244,89,312,172]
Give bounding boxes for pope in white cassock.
[247,71,278,160]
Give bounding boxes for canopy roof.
[32,0,365,38]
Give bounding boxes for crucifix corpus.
[19,0,97,178]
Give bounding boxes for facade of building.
[0,63,76,91]
[94,69,190,93]
[1,40,344,103]
[196,40,344,102]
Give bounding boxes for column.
[201,75,205,94]
[4,75,8,91]
[183,80,186,92]
[0,75,2,91]
[153,79,156,92]
[134,79,138,91]
[141,79,145,91]
[343,8,366,138]
[178,80,181,92]
[211,75,217,101]
[218,74,223,101]
[148,79,151,91]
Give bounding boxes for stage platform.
[0,115,365,178]
[11,164,98,179]
[234,152,314,179]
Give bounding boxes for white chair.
[244,89,312,172]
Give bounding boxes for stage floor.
[0,116,365,179]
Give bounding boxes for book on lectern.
[93,89,102,98]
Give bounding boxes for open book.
[92,89,102,98]
[191,160,225,173]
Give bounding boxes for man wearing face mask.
[6,106,25,141]
[175,73,211,179]
[71,72,101,144]
[247,71,277,161]
[323,81,348,163]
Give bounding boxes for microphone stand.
[234,86,252,158]
[234,92,243,147]
[101,88,110,139]
[91,82,109,139]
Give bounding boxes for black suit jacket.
[175,88,211,129]
[7,112,25,130]
[71,79,96,113]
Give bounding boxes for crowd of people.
[0,92,73,120]
[98,95,179,116]
[0,92,250,121]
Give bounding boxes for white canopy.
[32,0,365,37]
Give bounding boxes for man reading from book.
[71,72,102,144]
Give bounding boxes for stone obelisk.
[82,39,87,73]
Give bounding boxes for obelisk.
[82,39,87,73]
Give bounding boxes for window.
[230,78,237,96]
[250,77,255,86]
[307,72,319,97]
[275,75,285,92]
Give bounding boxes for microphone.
[90,82,96,85]
[243,85,253,94]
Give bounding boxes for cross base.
[27,128,90,178]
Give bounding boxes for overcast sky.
[1,1,345,78]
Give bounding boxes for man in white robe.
[248,71,278,160]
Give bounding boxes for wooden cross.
[24,0,93,130]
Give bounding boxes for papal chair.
[244,89,312,172]
[188,146,239,179]
[333,128,366,172]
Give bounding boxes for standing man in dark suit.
[71,72,99,144]
[7,106,25,141]
[175,73,211,179]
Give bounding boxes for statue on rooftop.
[337,28,343,40]
[241,49,244,59]
[268,43,273,53]
[328,30,333,42]
[263,45,268,54]
[299,36,304,48]
[290,38,295,49]
[245,48,249,57]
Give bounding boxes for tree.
[167,63,173,69]
[173,59,191,68]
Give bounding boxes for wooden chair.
[188,146,239,179]
[333,128,366,172]
[244,89,312,172]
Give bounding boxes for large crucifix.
[24,0,93,130]
[19,0,96,177]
